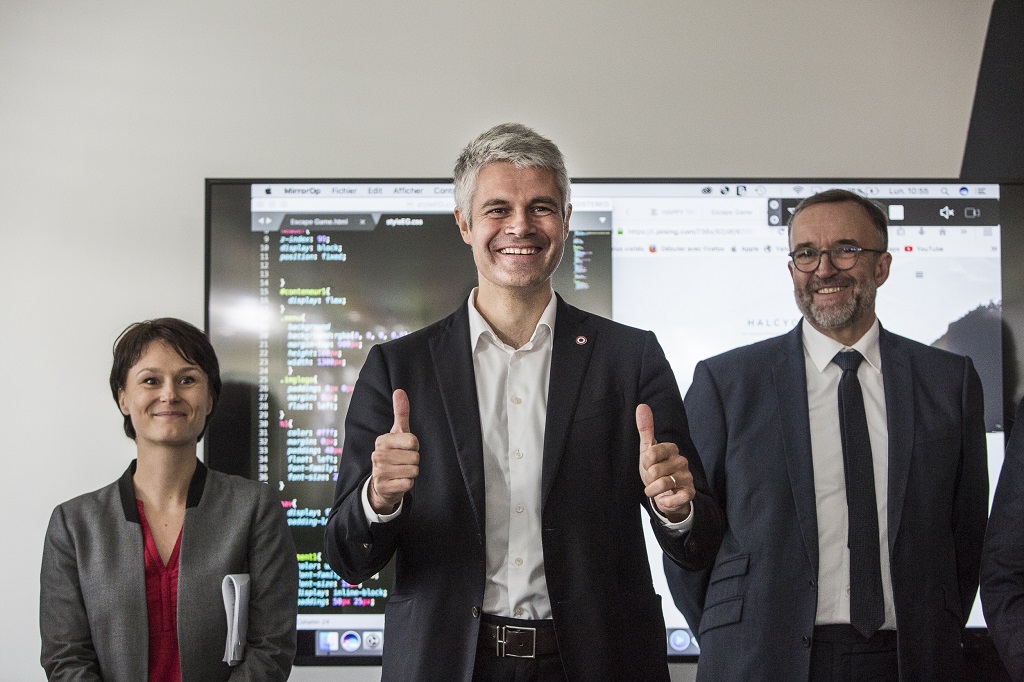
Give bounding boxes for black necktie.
[832,350,885,638]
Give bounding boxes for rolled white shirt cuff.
[650,498,694,537]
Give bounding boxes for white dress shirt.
[361,290,556,617]
[802,318,896,629]
[469,289,556,619]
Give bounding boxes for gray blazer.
[40,460,298,681]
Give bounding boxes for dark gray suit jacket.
[324,296,723,682]
[40,460,298,681]
[665,323,988,681]
[981,397,1024,680]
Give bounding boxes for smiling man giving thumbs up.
[324,123,723,682]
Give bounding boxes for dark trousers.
[810,624,898,682]
[472,614,567,682]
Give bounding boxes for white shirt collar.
[466,288,557,352]
[801,317,882,374]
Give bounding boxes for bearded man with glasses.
[664,189,987,682]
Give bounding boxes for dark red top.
[137,500,183,682]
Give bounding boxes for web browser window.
[573,182,1002,648]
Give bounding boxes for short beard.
[794,277,876,330]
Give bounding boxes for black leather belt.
[478,616,559,658]
[814,624,898,646]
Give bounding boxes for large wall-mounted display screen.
[206,179,1012,665]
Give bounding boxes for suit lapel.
[541,298,594,506]
[880,328,913,552]
[429,307,487,541]
[115,468,152,679]
[774,324,820,574]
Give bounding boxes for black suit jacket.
[324,296,722,681]
[665,323,988,681]
[981,397,1024,680]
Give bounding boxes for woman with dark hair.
[40,318,297,681]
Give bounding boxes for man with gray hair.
[665,189,988,681]
[325,122,722,681]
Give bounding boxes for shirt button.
[511,395,522,405]
[515,505,524,513]
[514,450,524,459]
[514,607,524,617]
[514,351,523,359]
[846,586,851,595]
[514,557,523,566]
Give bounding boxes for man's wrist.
[659,501,692,524]
[362,477,403,523]
[652,498,695,536]
[369,479,399,515]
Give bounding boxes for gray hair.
[788,188,889,251]
[453,123,571,223]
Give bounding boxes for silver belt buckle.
[496,625,536,658]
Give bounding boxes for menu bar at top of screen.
[255,182,999,198]
[250,183,1003,230]
[253,183,455,198]
[254,182,1000,197]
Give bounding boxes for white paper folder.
[222,573,250,665]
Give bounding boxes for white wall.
[0,1,992,679]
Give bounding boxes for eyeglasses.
[788,245,886,273]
